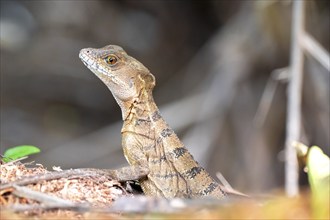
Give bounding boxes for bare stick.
[285,0,305,197]
[12,185,76,206]
[216,172,249,198]
[254,67,289,127]
[0,166,148,191]
[1,169,95,190]
[301,32,330,71]
[4,204,89,213]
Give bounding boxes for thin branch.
[12,185,76,206]
[0,168,110,190]
[1,170,82,190]
[0,166,148,191]
[4,204,89,213]
[285,0,305,197]
[254,67,289,127]
[300,32,330,71]
[216,172,233,191]
[216,172,250,198]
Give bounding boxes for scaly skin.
[79,45,226,199]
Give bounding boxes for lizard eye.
[104,55,118,65]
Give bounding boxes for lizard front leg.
[100,165,149,182]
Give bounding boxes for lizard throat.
[121,88,160,139]
[123,88,157,122]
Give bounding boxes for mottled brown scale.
[79,45,226,199]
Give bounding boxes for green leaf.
[307,146,330,219]
[3,145,41,162]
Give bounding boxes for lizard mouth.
[81,59,89,67]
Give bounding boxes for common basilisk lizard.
[79,45,226,199]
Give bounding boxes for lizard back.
[125,108,226,198]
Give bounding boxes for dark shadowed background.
[1,0,329,194]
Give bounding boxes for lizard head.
[79,45,156,118]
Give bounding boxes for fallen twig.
[1,165,149,191]
[4,203,90,213]
[12,184,76,206]
[0,168,108,190]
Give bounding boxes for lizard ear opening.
[140,73,156,90]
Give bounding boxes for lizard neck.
[121,88,158,125]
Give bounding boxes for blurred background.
[0,0,329,194]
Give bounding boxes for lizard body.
[79,45,226,199]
